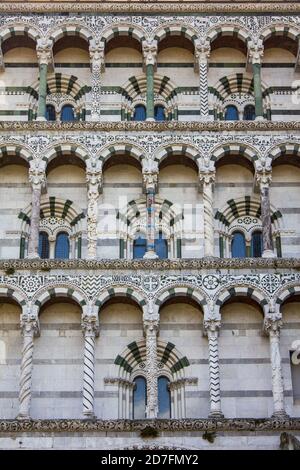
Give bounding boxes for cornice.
[0,417,299,433]
[1,120,300,133]
[0,2,299,15]
[1,257,300,271]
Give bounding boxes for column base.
[255,116,265,121]
[83,412,96,420]
[208,411,224,419]
[271,411,289,420]
[90,115,100,122]
[143,250,158,259]
[262,249,276,258]
[36,116,47,122]
[26,253,40,259]
[17,414,32,420]
[146,118,155,122]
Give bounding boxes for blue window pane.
[158,376,171,418]
[231,232,246,258]
[38,232,49,259]
[133,236,147,259]
[61,105,75,122]
[251,231,262,257]
[133,376,146,419]
[155,105,165,121]
[225,105,239,121]
[55,232,69,259]
[133,105,146,121]
[46,104,56,121]
[155,232,168,259]
[243,104,256,121]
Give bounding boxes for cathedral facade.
[0,0,299,450]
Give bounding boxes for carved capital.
[86,161,103,195]
[204,319,221,337]
[36,38,53,67]
[194,38,211,66]
[20,313,40,337]
[81,314,99,337]
[29,160,47,190]
[256,169,272,189]
[144,319,159,336]
[264,316,283,337]
[248,38,264,65]
[89,39,105,73]
[142,39,158,68]
[142,159,159,192]
[199,169,215,186]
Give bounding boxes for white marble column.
[142,159,159,259]
[194,38,211,121]
[0,46,5,72]
[204,319,224,418]
[256,168,275,258]
[89,39,105,122]
[18,309,40,419]
[144,319,159,418]
[36,38,53,121]
[86,161,102,259]
[264,315,288,418]
[199,163,215,257]
[81,312,99,418]
[27,160,46,258]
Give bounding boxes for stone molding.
[0,418,299,433]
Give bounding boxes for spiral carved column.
[199,170,215,257]
[82,314,99,418]
[18,312,39,419]
[194,39,210,120]
[204,320,224,418]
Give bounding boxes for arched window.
[154,105,165,121]
[155,232,168,259]
[158,376,171,418]
[231,231,246,258]
[55,232,69,259]
[251,231,263,257]
[243,104,256,121]
[61,105,75,122]
[38,232,49,259]
[45,104,56,121]
[225,105,239,121]
[133,376,147,419]
[133,104,146,121]
[133,235,147,259]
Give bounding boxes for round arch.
[42,142,90,168]
[94,285,147,311]
[0,285,27,308]
[97,141,145,167]
[100,23,146,48]
[155,285,208,311]
[0,143,33,167]
[154,142,201,167]
[206,23,251,45]
[0,22,41,46]
[48,23,94,45]
[32,285,88,313]
[215,284,270,316]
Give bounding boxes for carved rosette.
[144,320,159,418]
[86,165,102,259]
[18,312,40,419]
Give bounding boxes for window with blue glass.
[158,376,171,418]
[243,104,256,121]
[45,104,56,121]
[251,231,262,257]
[133,235,147,259]
[38,232,49,259]
[55,232,69,259]
[133,376,147,419]
[231,231,246,258]
[154,105,165,121]
[225,105,239,121]
[61,105,75,122]
[155,231,168,259]
[133,104,146,121]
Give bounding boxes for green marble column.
[146,63,154,120]
[37,63,48,120]
[253,62,263,119]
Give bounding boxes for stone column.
[142,40,157,121]
[27,160,46,258]
[142,159,159,259]
[194,38,211,121]
[86,161,102,259]
[199,162,215,257]
[81,312,99,418]
[256,168,275,258]
[18,309,39,419]
[89,39,105,122]
[204,319,224,418]
[36,38,53,121]
[264,315,287,418]
[0,46,5,72]
[144,319,159,418]
[248,39,264,121]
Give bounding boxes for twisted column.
[204,319,223,418]
[89,40,105,122]
[27,160,46,258]
[264,315,287,418]
[143,159,159,259]
[36,38,53,121]
[86,161,102,259]
[199,167,215,257]
[18,311,39,419]
[142,40,157,121]
[82,313,99,418]
[248,39,264,120]
[195,38,211,120]
[256,168,275,258]
[144,319,159,418]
